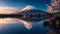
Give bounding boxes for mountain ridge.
[13,5,48,14]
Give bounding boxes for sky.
[0,0,50,14]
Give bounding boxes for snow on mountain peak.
[25,5,36,9]
[20,5,36,11]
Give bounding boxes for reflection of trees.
[43,13,60,34]
[47,28,57,34]
[47,23,60,34]
[43,20,60,34]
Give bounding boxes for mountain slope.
[17,5,48,14]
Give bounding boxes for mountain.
[16,5,48,14]
[20,5,36,11]
[17,5,36,12]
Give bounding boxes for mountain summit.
[13,5,37,14]
[17,5,37,12]
[21,5,36,11]
[14,5,48,14]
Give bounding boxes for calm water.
[0,18,60,34]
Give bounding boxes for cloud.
[0,6,16,10]
[0,6,17,14]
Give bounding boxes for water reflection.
[0,18,17,29]
[0,18,16,24]
[0,18,60,34]
[43,21,60,34]
[47,28,60,34]
[0,18,40,30]
[14,18,32,29]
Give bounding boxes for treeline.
[0,14,23,18]
[22,13,53,18]
[0,13,54,18]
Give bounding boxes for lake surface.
[0,18,60,34]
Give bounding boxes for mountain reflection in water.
[0,18,60,34]
[13,18,32,29]
[0,18,33,29]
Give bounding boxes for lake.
[0,18,60,34]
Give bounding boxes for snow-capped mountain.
[16,5,48,14]
[21,5,36,11]
[17,5,37,12]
